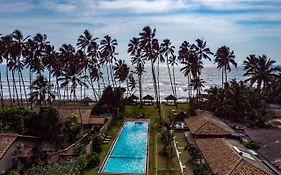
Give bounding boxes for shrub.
[193,165,217,175]
[92,135,103,154]
[0,106,32,134]
[74,144,86,155]
[4,170,20,175]
[244,139,260,150]
[86,153,100,169]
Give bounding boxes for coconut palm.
[33,33,49,76]
[1,35,13,105]
[113,59,130,86]
[178,41,193,98]
[243,55,280,90]
[0,34,4,107]
[77,29,99,99]
[128,37,145,107]
[127,73,137,96]
[88,64,103,99]
[191,38,213,61]
[189,76,205,100]
[99,35,118,87]
[9,30,30,104]
[29,75,55,108]
[138,26,161,114]
[215,46,237,86]
[59,47,88,125]
[160,39,176,96]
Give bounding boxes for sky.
[0,0,281,65]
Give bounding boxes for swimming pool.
[100,120,149,174]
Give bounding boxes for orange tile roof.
[56,107,92,125]
[184,110,236,136]
[0,133,17,159]
[88,117,106,125]
[196,138,274,175]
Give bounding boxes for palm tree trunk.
[20,70,27,104]
[151,60,161,119]
[106,64,111,86]
[157,58,161,105]
[139,74,143,108]
[172,64,177,98]
[74,89,84,129]
[221,68,224,87]
[6,65,12,106]
[0,72,4,108]
[89,78,98,101]
[97,78,101,100]
[18,71,23,105]
[225,66,227,84]
[167,61,174,95]
[109,62,115,87]
[12,70,20,105]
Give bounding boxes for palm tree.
[29,75,55,108]
[77,29,99,99]
[1,35,13,105]
[127,73,137,97]
[191,39,213,62]
[178,41,192,98]
[128,37,145,107]
[99,35,118,87]
[33,33,49,76]
[58,47,88,125]
[215,46,237,86]
[160,39,176,96]
[243,55,280,90]
[189,76,205,100]
[138,26,161,115]
[0,34,4,108]
[113,59,130,86]
[10,30,30,104]
[88,64,103,99]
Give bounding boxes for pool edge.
[98,119,150,175]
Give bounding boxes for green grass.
[174,131,195,175]
[82,120,123,175]
[83,103,191,175]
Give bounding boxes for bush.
[244,139,260,150]
[193,165,217,175]
[74,144,86,155]
[92,86,125,117]
[4,170,20,175]
[92,135,103,154]
[25,107,61,142]
[86,153,100,169]
[0,106,32,134]
[174,112,187,122]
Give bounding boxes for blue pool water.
[101,121,149,174]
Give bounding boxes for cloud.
[0,0,281,64]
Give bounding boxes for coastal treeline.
[0,27,280,111]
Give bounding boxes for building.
[184,110,240,139]
[196,138,275,175]
[184,110,280,175]
[56,107,111,130]
[0,133,40,173]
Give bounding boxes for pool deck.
[98,119,150,175]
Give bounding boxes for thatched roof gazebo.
[142,94,154,105]
[164,94,177,106]
[127,94,139,104]
[82,97,94,106]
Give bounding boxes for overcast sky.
[0,0,281,65]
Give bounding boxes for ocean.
[0,64,246,101]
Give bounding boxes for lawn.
[174,131,195,175]
[83,103,191,175]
